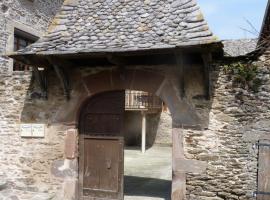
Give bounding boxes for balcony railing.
[125,90,162,111]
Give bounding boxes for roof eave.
[258,0,270,47]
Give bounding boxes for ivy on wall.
[224,62,262,92]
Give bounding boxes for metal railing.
[125,90,162,110]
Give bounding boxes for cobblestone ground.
[124,146,172,200]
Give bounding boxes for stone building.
[1,0,270,200]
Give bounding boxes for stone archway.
[53,69,207,200]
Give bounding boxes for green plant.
[224,62,262,92]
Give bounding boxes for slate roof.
[258,0,270,47]
[222,38,258,57]
[14,0,218,56]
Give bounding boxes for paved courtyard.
[124,146,172,200]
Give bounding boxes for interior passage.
[124,146,172,200]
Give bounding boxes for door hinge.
[253,191,270,197]
[252,142,270,149]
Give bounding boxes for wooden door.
[79,91,125,200]
[257,140,270,200]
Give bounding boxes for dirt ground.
[124,146,172,200]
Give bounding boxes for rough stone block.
[174,158,207,174]
[63,179,78,200]
[64,129,78,159]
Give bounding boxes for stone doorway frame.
[54,69,208,200]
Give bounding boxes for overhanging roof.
[258,0,270,47]
[9,0,220,60]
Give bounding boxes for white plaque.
[32,124,45,137]
[20,124,32,137]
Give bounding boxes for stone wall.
[124,111,164,147]
[184,56,270,200]
[0,1,64,199]
[0,71,68,199]
[0,1,266,199]
[155,110,173,145]
[0,33,267,200]
[0,0,63,73]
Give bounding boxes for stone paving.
[124,146,172,200]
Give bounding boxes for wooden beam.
[53,64,71,100]
[19,55,48,99]
[32,67,48,99]
[174,51,185,99]
[202,53,212,100]
[172,128,186,200]
[106,54,127,66]
[47,57,71,100]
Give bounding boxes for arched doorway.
[56,69,204,200]
[78,90,125,200]
[78,89,172,200]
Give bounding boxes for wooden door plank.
[79,91,125,200]
[258,140,270,200]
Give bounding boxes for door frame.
[78,135,124,200]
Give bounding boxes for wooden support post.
[174,50,185,99]
[202,53,212,100]
[172,128,186,200]
[52,64,71,100]
[141,112,146,154]
[47,57,72,100]
[32,67,48,99]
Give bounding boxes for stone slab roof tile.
[16,0,218,55]
[222,38,258,57]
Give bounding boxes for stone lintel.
[174,158,207,174]
[65,129,78,159]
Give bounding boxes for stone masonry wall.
[2,57,266,200]
[0,0,63,73]
[184,56,270,200]
[0,71,68,199]
[0,1,64,199]
[155,110,172,145]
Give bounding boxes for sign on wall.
[20,124,32,137]
[20,124,45,138]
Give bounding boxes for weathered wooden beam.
[53,64,70,100]
[172,128,186,200]
[16,55,48,99]
[106,54,127,66]
[47,57,71,100]
[202,53,212,100]
[174,51,185,99]
[32,67,48,99]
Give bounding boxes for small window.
[13,28,38,71]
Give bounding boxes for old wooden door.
[79,91,125,200]
[257,140,270,200]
